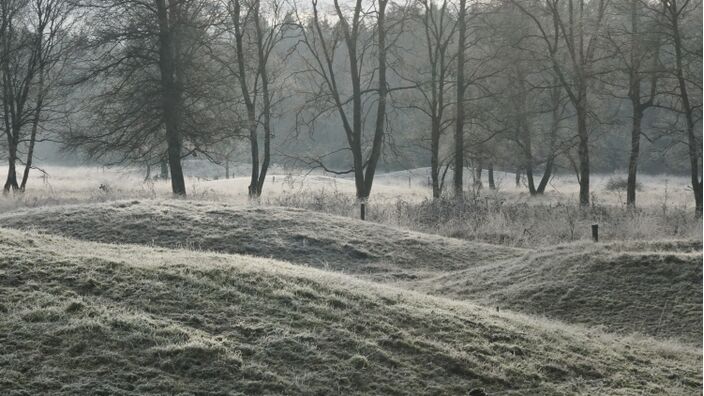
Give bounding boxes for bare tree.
[536,80,567,193]
[453,0,467,196]
[513,0,610,206]
[156,0,187,195]
[656,0,702,213]
[1,0,75,192]
[605,0,660,207]
[509,65,540,194]
[0,0,25,192]
[226,0,287,197]
[505,68,570,195]
[412,0,457,198]
[293,0,390,200]
[68,0,220,195]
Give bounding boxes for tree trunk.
[20,69,44,192]
[361,0,388,198]
[537,85,560,195]
[515,67,536,195]
[144,162,151,181]
[522,118,536,195]
[431,120,441,198]
[19,127,38,192]
[20,135,37,192]
[1,60,18,193]
[526,164,536,195]
[473,161,482,190]
[157,0,186,196]
[160,158,169,179]
[336,1,366,201]
[626,107,642,207]
[515,168,521,187]
[683,98,702,215]
[576,96,590,206]
[488,163,495,190]
[3,145,18,193]
[523,120,536,195]
[453,0,467,197]
[536,157,553,194]
[626,0,645,208]
[247,119,260,197]
[225,159,230,179]
[254,0,271,197]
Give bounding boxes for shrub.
[605,177,642,192]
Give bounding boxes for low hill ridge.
[1,200,700,344]
[0,228,700,394]
[0,199,523,278]
[407,240,703,344]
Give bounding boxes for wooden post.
[360,203,366,221]
[591,224,599,242]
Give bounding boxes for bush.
[605,177,642,192]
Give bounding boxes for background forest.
[0,0,701,210]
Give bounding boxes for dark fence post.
[591,224,599,242]
[360,203,366,221]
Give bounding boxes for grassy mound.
[0,199,523,280]
[409,241,703,344]
[2,199,700,345]
[0,229,701,394]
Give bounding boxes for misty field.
[0,165,702,394]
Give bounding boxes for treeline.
[0,0,701,212]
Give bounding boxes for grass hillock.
[0,199,523,280]
[0,228,701,395]
[409,240,703,344]
[2,199,701,345]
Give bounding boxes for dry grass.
[0,164,697,207]
[271,190,702,248]
[1,165,700,247]
[2,199,700,345]
[0,228,701,395]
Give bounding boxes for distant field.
[2,200,700,344]
[0,228,700,395]
[1,164,700,247]
[0,164,697,210]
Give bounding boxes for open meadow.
[0,164,701,394]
